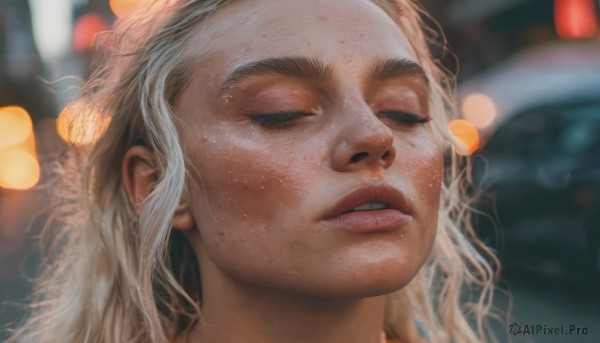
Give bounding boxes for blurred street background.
[1,0,599,342]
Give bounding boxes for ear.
[122,145,195,231]
[172,196,195,232]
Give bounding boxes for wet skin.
[169,0,443,342]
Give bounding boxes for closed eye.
[249,112,309,129]
[379,111,432,125]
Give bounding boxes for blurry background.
[1,0,599,341]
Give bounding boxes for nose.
[330,104,396,172]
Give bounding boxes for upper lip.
[321,184,412,220]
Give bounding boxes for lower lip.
[322,209,413,233]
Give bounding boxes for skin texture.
[124,0,443,342]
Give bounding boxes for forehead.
[186,0,417,75]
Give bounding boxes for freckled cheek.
[190,144,307,231]
[398,136,444,218]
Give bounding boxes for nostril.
[350,152,369,163]
[382,151,391,160]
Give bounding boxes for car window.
[476,101,600,187]
[485,101,600,163]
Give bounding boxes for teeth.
[352,202,388,211]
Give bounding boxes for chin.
[288,266,421,300]
[352,273,417,297]
[306,278,414,300]
[332,249,424,297]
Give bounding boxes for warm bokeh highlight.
[0,106,33,148]
[555,0,598,39]
[72,13,108,52]
[110,0,145,17]
[56,101,111,146]
[0,149,40,190]
[0,106,40,190]
[448,119,480,155]
[461,93,497,129]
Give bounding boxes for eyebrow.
[218,56,428,94]
[218,56,333,94]
[369,57,429,86]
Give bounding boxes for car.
[459,41,600,286]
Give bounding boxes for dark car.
[459,41,600,287]
[472,98,600,285]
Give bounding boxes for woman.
[7,0,499,342]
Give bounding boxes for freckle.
[261,34,267,38]
[338,40,345,44]
[219,231,225,236]
[318,15,327,21]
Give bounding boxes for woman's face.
[175,0,443,298]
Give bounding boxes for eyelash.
[379,111,433,125]
[249,112,308,129]
[249,111,432,129]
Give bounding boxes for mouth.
[321,185,413,233]
[347,202,390,212]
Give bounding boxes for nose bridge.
[339,90,383,132]
[331,93,396,171]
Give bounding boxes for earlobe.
[172,202,195,231]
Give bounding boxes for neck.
[186,263,387,343]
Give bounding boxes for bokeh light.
[110,0,145,17]
[461,93,497,129]
[448,119,480,155]
[0,149,40,190]
[56,101,111,146]
[0,106,33,149]
[73,13,108,52]
[555,0,598,39]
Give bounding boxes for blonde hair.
[7,0,501,342]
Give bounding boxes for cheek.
[401,133,443,200]
[184,128,313,255]
[397,134,443,247]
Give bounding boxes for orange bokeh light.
[0,106,40,190]
[0,106,33,149]
[0,149,40,190]
[73,13,108,52]
[448,119,480,156]
[110,0,145,17]
[555,0,598,39]
[56,101,111,146]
